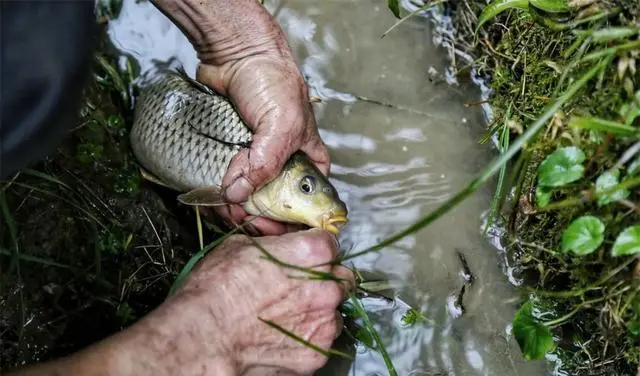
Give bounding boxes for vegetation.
[393,0,640,373]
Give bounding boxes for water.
[106,1,554,375]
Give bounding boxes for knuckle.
[298,233,335,264]
[224,234,251,246]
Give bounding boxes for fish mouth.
[322,211,349,235]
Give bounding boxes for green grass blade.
[387,0,401,18]
[0,248,71,269]
[348,296,398,376]
[568,116,638,136]
[167,225,242,296]
[22,169,72,191]
[258,317,354,360]
[529,0,568,13]
[484,106,512,237]
[476,0,529,33]
[342,57,608,262]
[245,236,344,283]
[589,27,640,43]
[382,0,446,38]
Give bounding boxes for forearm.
[8,302,237,376]
[149,0,291,64]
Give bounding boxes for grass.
[402,0,640,373]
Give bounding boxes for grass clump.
[427,0,640,373]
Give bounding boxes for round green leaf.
[537,146,586,187]
[560,216,605,255]
[611,225,640,257]
[536,187,552,208]
[512,301,555,360]
[595,170,630,206]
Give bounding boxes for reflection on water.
[107,0,554,375]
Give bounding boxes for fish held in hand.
[129,68,348,234]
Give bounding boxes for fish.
[129,68,348,235]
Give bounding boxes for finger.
[263,228,339,269]
[243,216,289,236]
[222,126,300,203]
[299,130,331,176]
[331,265,356,300]
[196,63,228,95]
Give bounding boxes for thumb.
[195,63,227,95]
[221,127,299,203]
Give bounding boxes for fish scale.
[130,69,254,192]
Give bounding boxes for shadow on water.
[105,0,555,375]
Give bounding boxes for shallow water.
[107,1,555,375]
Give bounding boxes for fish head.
[246,152,349,235]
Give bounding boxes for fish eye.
[299,175,316,194]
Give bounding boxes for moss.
[444,0,639,373]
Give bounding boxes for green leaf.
[568,116,638,137]
[536,187,552,208]
[560,216,605,255]
[529,0,568,13]
[595,170,630,206]
[537,146,586,187]
[628,156,640,176]
[476,0,529,31]
[512,300,556,360]
[401,309,427,326]
[355,326,376,348]
[628,320,640,338]
[387,0,401,18]
[611,225,640,257]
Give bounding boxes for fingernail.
[225,176,254,203]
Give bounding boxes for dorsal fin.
[173,66,216,95]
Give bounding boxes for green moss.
[446,0,640,373]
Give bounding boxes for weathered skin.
[130,69,348,234]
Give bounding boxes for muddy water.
[107,1,555,375]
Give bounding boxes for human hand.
[152,0,330,235]
[9,229,354,376]
[159,229,353,375]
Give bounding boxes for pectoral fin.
[177,186,228,207]
[140,168,173,189]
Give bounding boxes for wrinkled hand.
[9,229,354,376]
[143,229,354,375]
[186,1,330,235]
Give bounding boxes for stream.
[106,0,558,374]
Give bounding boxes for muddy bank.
[428,0,640,374]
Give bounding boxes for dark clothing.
[1,1,96,179]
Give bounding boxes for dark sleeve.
[1,1,97,179]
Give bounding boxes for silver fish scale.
[130,71,254,191]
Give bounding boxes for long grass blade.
[484,104,512,236]
[342,57,608,262]
[0,248,71,269]
[382,0,446,38]
[348,296,398,376]
[258,317,354,360]
[167,225,243,296]
[568,116,638,136]
[244,235,345,283]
